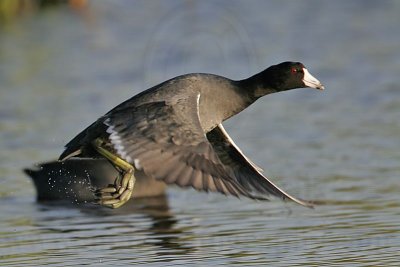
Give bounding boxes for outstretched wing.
[104,95,264,200]
[207,124,313,207]
[60,92,312,207]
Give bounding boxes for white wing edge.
[217,124,314,208]
[217,124,264,172]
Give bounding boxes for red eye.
[291,68,303,74]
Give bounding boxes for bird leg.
[92,138,136,208]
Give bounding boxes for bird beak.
[302,68,324,90]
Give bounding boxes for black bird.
[59,61,324,208]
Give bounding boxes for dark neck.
[236,68,281,99]
[216,81,256,123]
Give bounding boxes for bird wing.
[59,120,108,160]
[60,93,312,207]
[103,95,263,199]
[206,124,313,207]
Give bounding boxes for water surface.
[1,1,399,266]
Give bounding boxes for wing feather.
[207,124,313,207]
[80,93,311,207]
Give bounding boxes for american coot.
[58,61,324,208]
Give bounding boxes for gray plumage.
[59,62,324,207]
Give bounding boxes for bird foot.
[92,138,136,208]
[94,168,135,208]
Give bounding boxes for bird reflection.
[25,158,195,254]
[78,197,195,255]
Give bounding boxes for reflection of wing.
[104,95,263,199]
[207,124,313,207]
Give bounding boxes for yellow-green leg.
[92,138,136,208]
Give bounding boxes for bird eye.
[291,68,303,74]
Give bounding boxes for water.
[1,0,400,266]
